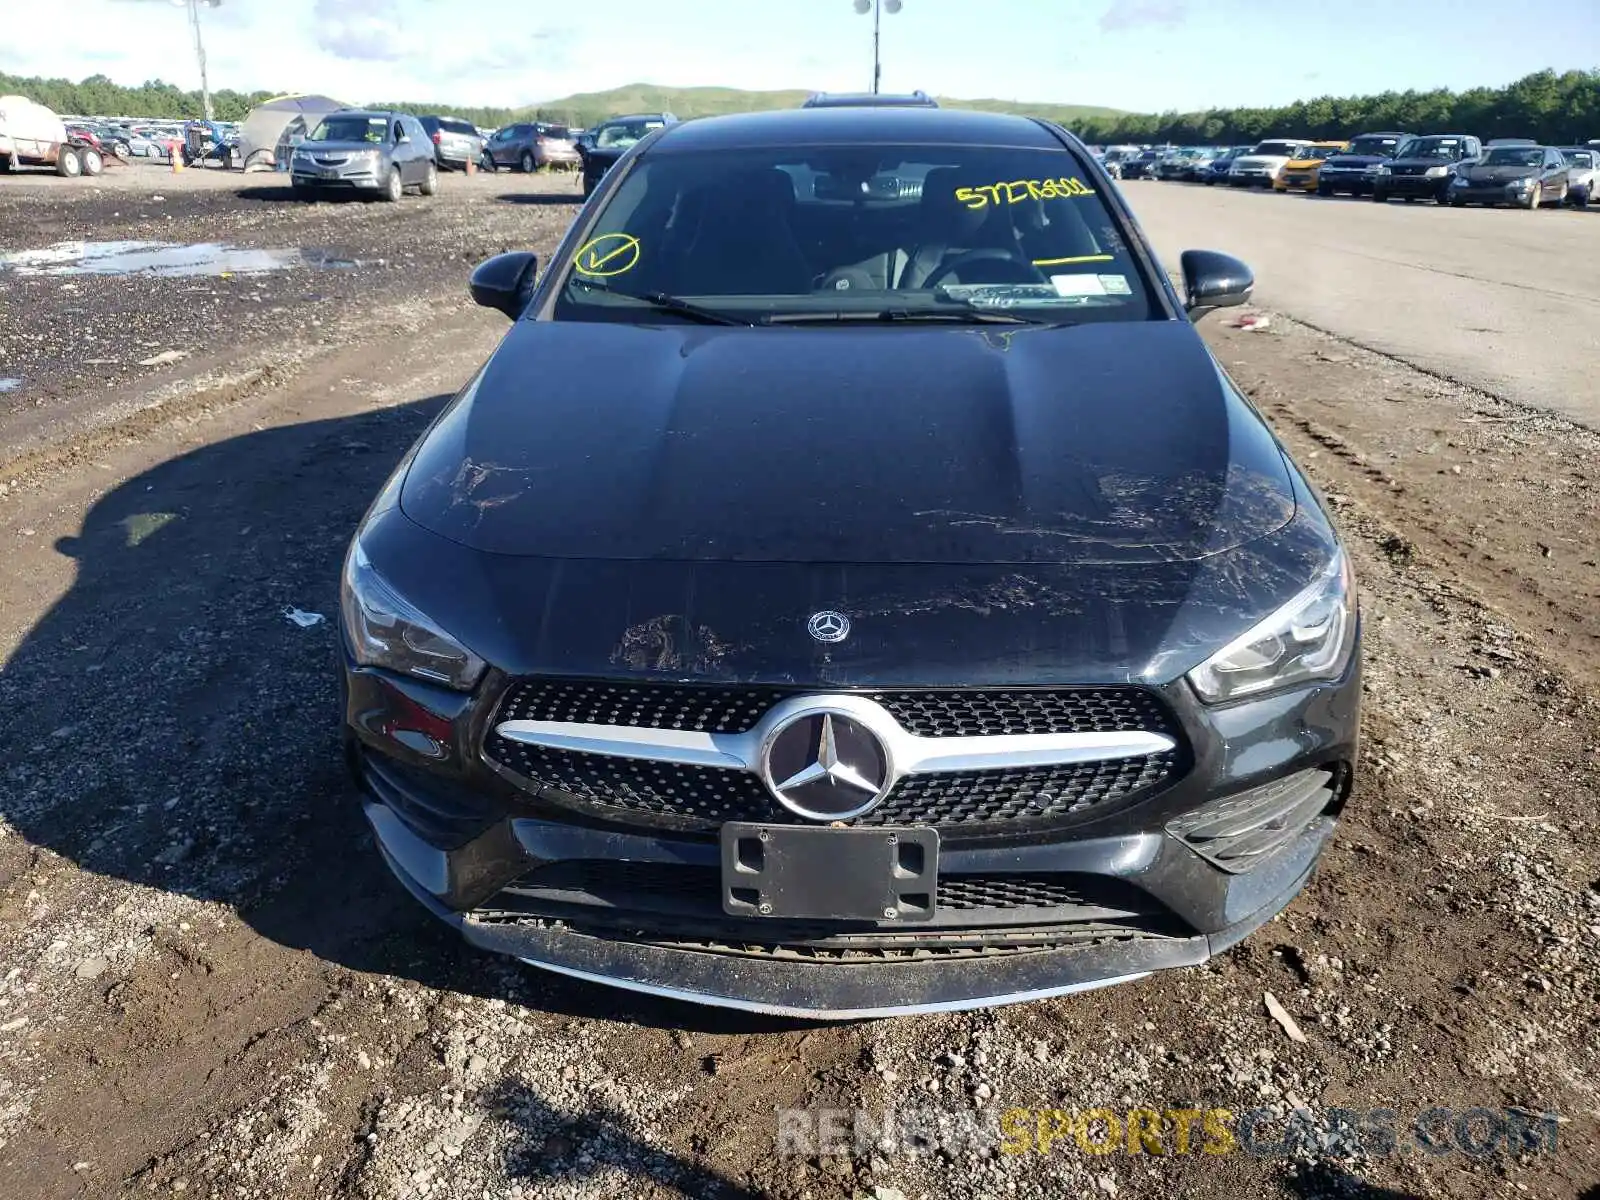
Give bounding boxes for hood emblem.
[760,708,892,820]
[807,610,851,643]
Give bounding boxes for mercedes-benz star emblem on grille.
[807,610,850,643]
[760,708,892,821]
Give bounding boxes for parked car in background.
[1098,144,1142,178]
[1153,147,1207,180]
[1119,147,1164,180]
[1315,131,1410,196]
[577,112,677,195]
[122,128,167,158]
[1229,139,1310,187]
[485,122,581,172]
[419,115,483,172]
[1372,133,1482,203]
[1447,144,1569,209]
[289,109,438,202]
[1200,146,1253,185]
[1274,141,1348,192]
[1557,147,1598,206]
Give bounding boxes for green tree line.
[1074,70,1600,146]
[4,68,1596,145]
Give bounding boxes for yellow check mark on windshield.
[575,234,641,277]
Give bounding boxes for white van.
[0,95,104,177]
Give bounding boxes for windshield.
[552,144,1154,326]
[1300,145,1341,161]
[1482,148,1542,167]
[595,119,665,150]
[1404,137,1465,160]
[1562,150,1595,168]
[308,115,387,143]
[1251,141,1299,157]
[1346,135,1402,156]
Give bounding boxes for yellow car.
[1274,141,1348,192]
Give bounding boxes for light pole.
[851,0,902,95]
[172,0,221,120]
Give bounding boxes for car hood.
[1325,153,1387,168]
[1460,164,1538,183]
[401,320,1295,567]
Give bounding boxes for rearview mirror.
[470,252,539,320]
[1180,249,1253,322]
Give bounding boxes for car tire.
[55,146,81,178]
[480,152,496,173]
[112,142,131,161]
[382,166,402,202]
[520,149,535,173]
[1573,186,1589,209]
[79,147,104,176]
[1525,183,1542,209]
[291,183,315,203]
[1316,181,1333,197]
[420,161,438,196]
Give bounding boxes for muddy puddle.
[0,240,360,278]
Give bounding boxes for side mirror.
[470,251,539,320]
[1180,249,1253,322]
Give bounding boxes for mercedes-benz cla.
[340,107,1361,1018]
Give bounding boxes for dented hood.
[400,319,1295,566]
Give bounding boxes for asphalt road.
[1125,182,1600,430]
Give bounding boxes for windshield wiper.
[760,308,1034,326]
[568,277,754,326]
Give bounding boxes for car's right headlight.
[1374,165,1392,176]
[341,539,485,690]
[1188,552,1356,703]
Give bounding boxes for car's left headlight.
[1188,552,1356,703]
[1424,165,1450,178]
[341,539,486,690]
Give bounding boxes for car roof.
[651,106,1063,152]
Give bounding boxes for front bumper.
[1378,173,1450,198]
[1450,181,1534,206]
[291,168,382,190]
[1317,168,1376,194]
[343,646,1361,1017]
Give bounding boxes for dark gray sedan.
[1447,145,1570,209]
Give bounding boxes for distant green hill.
[514,83,1126,130]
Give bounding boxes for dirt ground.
[0,169,1596,1200]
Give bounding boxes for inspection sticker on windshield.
[1051,274,1106,298]
[1097,274,1132,296]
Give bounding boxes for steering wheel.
[921,248,1047,290]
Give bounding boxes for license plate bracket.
[720,823,937,922]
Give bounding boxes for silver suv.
[290,110,438,202]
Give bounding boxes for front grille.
[486,737,1180,831]
[493,679,1177,739]
[485,680,1183,833]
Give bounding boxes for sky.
[2,0,1596,113]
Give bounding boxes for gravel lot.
[0,167,1597,1200]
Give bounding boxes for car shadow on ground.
[0,393,805,1037]
[490,1078,770,1198]
[1284,1164,1423,1199]
[494,191,584,206]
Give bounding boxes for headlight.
[1424,165,1449,178]
[341,539,486,690]
[1374,165,1391,177]
[1187,552,1356,703]
[1511,176,1534,188]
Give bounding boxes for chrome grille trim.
[496,692,1175,778]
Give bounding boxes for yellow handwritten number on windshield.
[574,233,642,277]
[955,178,1096,209]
